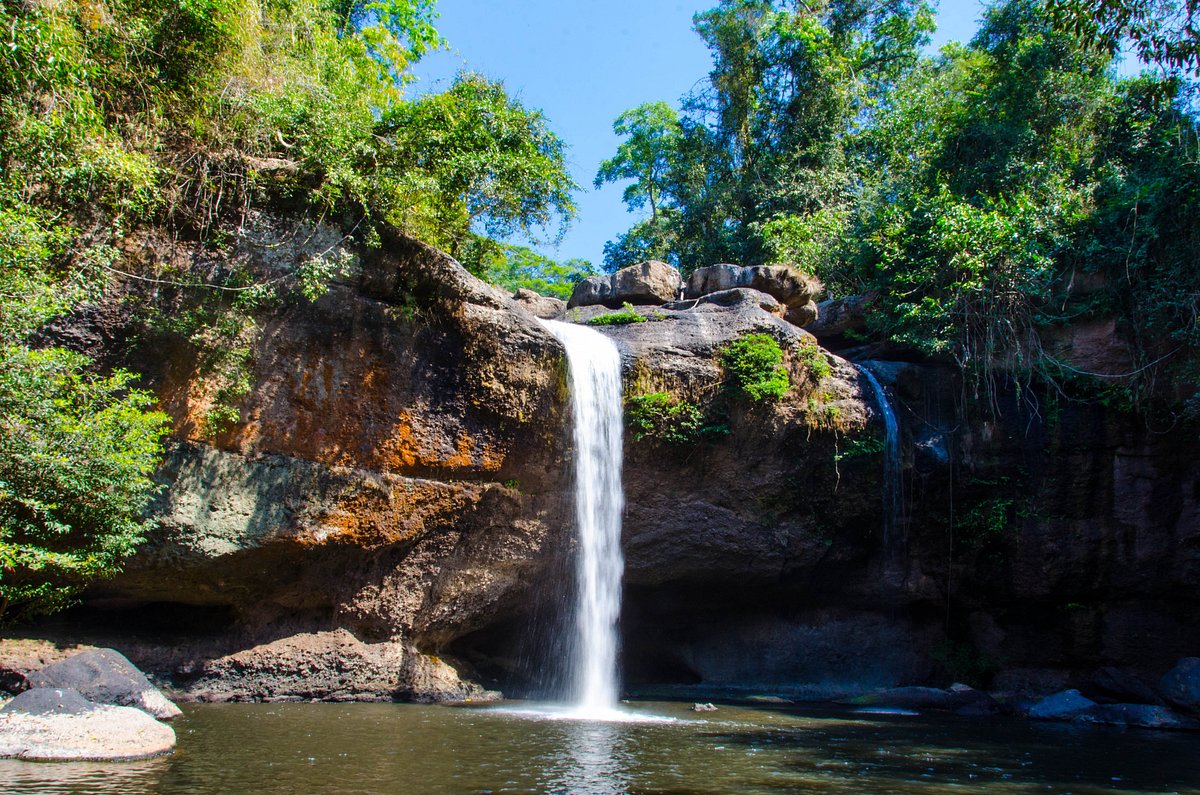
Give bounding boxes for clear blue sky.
[410,1,990,267]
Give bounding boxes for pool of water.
[3,700,1198,794]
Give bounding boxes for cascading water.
[856,364,903,574]
[538,319,625,718]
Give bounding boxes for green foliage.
[588,303,648,326]
[720,333,790,401]
[835,434,885,462]
[1048,0,1200,76]
[0,346,169,621]
[379,72,577,255]
[796,338,832,381]
[598,0,935,274]
[626,392,708,444]
[457,236,596,299]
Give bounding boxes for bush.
[720,333,790,401]
[626,392,709,444]
[588,302,647,326]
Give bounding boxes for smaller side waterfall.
[538,318,625,717]
[857,364,903,573]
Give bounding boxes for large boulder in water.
[1158,657,1200,714]
[0,687,175,760]
[26,649,181,720]
[1028,689,1097,721]
[568,260,681,308]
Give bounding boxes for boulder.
[1080,667,1165,706]
[511,288,565,320]
[1077,703,1199,731]
[805,294,870,340]
[26,649,181,721]
[684,263,821,308]
[1028,689,1098,721]
[567,261,681,308]
[785,301,818,328]
[1158,657,1200,714]
[665,287,783,315]
[566,275,612,308]
[0,687,176,760]
[183,629,497,704]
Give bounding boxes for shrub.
[796,338,832,381]
[626,392,706,444]
[588,302,647,326]
[720,333,789,401]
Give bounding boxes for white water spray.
[539,319,625,717]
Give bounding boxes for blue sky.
[410,1,991,267]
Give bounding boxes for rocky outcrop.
[0,688,175,760]
[567,260,681,308]
[182,629,493,703]
[26,649,181,720]
[684,263,821,327]
[512,288,565,319]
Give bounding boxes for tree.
[595,102,683,224]
[380,73,578,257]
[1048,0,1200,76]
[0,348,169,622]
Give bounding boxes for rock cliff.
[17,228,1199,702]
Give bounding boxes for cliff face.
[31,225,1200,701]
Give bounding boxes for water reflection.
[544,720,630,795]
[2,756,169,795]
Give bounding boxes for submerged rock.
[1077,703,1199,731]
[26,649,181,721]
[1028,689,1097,721]
[0,688,175,760]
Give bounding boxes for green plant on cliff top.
[588,302,647,326]
[720,333,789,401]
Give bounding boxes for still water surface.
[3,701,1198,794]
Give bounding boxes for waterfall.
[538,319,625,716]
[856,364,903,573]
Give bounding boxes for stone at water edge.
[1028,689,1098,721]
[1077,703,1200,731]
[1158,657,1200,714]
[0,687,176,761]
[1080,666,1165,706]
[26,648,181,720]
[691,702,718,712]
